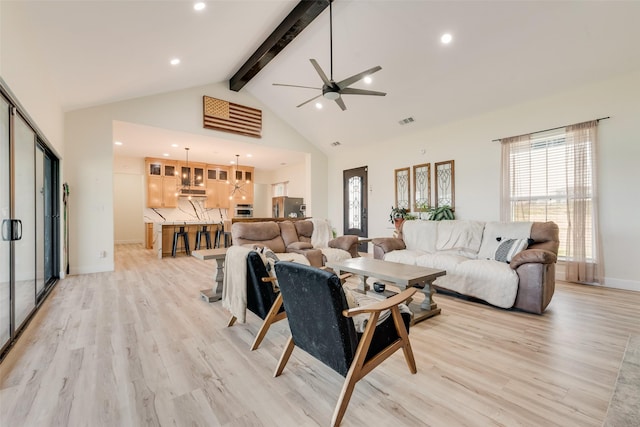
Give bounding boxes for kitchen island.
[152,221,226,258]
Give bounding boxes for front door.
[343,166,368,253]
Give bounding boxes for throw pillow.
[493,238,532,263]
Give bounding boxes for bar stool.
[172,225,191,257]
[195,225,212,250]
[213,226,231,248]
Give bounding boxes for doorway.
[343,166,368,253]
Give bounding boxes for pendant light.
[229,154,248,200]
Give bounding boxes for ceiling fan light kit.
[273,0,386,111]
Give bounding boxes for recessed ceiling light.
[441,33,453,44]
[171,143,179,147]
[194,2,206,11]
[114,141,123,146]
[315,102,323,109]
[170,58,181,66]
[364,76,372,84]
[163,153,169,157]
[247,154,253,157]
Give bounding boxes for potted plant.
[427,205,455,221]
[389,206,416,230]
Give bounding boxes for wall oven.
[234,204,253,218]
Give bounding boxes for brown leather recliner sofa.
[231,220,359,267]
[372,220,559,314]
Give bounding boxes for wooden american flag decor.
[203,96,262,138]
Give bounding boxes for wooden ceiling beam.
[229,0,330,92]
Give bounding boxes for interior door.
[343,166,368,253]
[0,96,10,351]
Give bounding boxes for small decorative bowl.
[373,282,386,293]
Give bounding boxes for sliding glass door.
[0,97,9,350]
[14,114,36,329]
[0,88,59,358]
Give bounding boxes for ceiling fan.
[273,0,386,111]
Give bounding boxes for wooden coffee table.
[327,257,446,324]
[192,248,227,303]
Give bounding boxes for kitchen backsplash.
[144,198,228,223]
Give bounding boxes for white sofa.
[372,220,559,314]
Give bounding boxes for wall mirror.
[434,160,455,209]
[394,167,410,209]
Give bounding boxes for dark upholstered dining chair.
[226,251,286,351]
[273,261,418,427]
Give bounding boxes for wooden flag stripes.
[203,96,262,138]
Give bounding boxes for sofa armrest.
[329,235,359,258]
[510,248,557,269]
[286,247,324,268]
[371,238,406,259]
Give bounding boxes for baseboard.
[556,262,639,292]
[602,277,640,292]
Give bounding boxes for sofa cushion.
[279,220,300,247]
[288,241,314,250]
[401,220,438,253]
[383,249,426,265]
[232,222,287,253]
[294,220,314,244]
[477,221,533,260]
[320,247,352,264]
[433,259,519,308]
[435,220,485,257]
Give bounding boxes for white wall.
[65,82,326,274]
[328,71,640,290]
[0,1,64,154]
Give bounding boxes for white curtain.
[564,121,603,284]
[500,120,603,284]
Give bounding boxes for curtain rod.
[492,116,610,142]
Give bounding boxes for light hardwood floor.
[1,244,638,426]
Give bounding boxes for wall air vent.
[398,117,415,125]
[330,141,341,147]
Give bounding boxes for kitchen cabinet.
[205,164,231,209]
[177,160,207,198]
[146,158,178,208]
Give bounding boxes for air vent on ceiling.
[398,117,415,125]
[330,141,341,147]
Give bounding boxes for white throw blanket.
[222,245,254,323]
[310,218,333,248]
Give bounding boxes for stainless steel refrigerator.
[272,196,304,218]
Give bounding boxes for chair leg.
[391,306,417,374]
[274,336,295,377]
[227,315,237,327]
[331,369,360,427]
[250,294,285,351]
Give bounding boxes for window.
[501,120,602,284]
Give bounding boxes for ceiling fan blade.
[310,59,332,86]
[296,94,322,108]
[334,97,347,111]
[336,65,382,90]
[340,87,386,96]
[273,83,320,90]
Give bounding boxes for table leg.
[200,257,224,303]
[407,280,441,324]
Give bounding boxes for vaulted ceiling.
[9,1,640,166]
